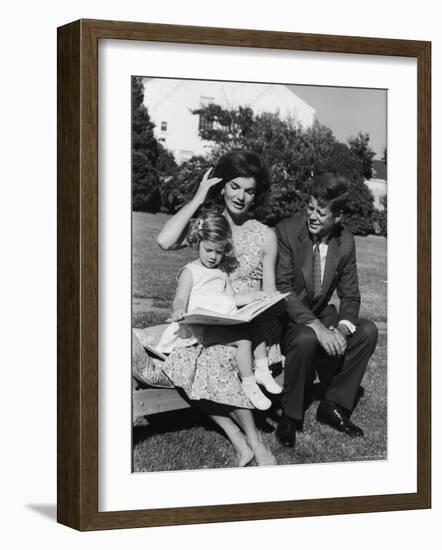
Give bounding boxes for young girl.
[156,212,282,410]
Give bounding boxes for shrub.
[169,106,377,234]
[132,77,177,212]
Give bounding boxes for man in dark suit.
[275,173,378,448]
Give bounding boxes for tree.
[132,77,177,212]
[190,108,316,223]
[347,132,376,180]
[184,105,376,233]
[159,156,211,213]
[192,104,255,151]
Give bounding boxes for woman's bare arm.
[261,228,278,295]
[156,196,203,250]
[156,169,222,250]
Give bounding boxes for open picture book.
[180,292,289,326]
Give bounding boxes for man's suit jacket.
[275,213,361,326]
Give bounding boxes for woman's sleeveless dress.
[160,219,283,409]
[229,220,283,367]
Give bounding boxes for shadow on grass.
[134,405,220,446]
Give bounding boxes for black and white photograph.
[3,0,436,544]
[131,76,387,472]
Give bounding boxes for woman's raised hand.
[157,169,221,250]
[194,168,223,204]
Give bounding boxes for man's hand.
[330,325,348,354]
[308,320,346,356]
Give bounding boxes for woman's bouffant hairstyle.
[187,212,236,269]
[207,150,271,208]
[307,172,350,216]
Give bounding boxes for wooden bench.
[133,381,191,418]
[132,325,192,419]
[132,325,284,419]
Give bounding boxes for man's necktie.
[313,242,322,300]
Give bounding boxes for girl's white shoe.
[241,378,272,410]
[255,368,283,394]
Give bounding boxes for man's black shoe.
[275,414,297,447]
[316,399,364,437]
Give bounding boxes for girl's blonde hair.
[187,212,236,270]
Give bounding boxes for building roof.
[143,78,316,123]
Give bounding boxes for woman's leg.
[196,401,254,467]
[204,325,253,378]
[204,326,271,410]
[196,401,276,467]
[230,408,276,466]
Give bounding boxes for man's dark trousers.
[281,305,378,422]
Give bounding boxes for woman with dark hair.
[206,149,271,207]
[156,150,282,467]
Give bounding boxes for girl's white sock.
[255,357,269,370]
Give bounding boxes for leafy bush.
[159,156,210,213]
[172,105,377,234]
[347,132,376,180]
[132,77,177,212]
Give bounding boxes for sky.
[143,77,387,160]
[289,85,387,159]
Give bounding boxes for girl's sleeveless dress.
[156,261,237,354]
[161,219,283,409]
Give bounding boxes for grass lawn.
[132,212,387,471]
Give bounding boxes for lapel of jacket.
[298,219,314,299]
[322,231,341,296]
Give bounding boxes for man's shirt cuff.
[338,320,356,334]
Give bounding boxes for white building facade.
[143,78,316,164]
[365,160,387,209]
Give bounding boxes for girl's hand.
[234,290,267,307]
[194,168,222,204]
[264,290,281,298]
[166,309,186,323]
[251,290,268,301]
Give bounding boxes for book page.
[181,292,288,325]
[236,292,289,319]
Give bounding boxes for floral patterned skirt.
[133,305,284,410]
[161,343,254,409]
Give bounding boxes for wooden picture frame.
[57,18,431,531]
